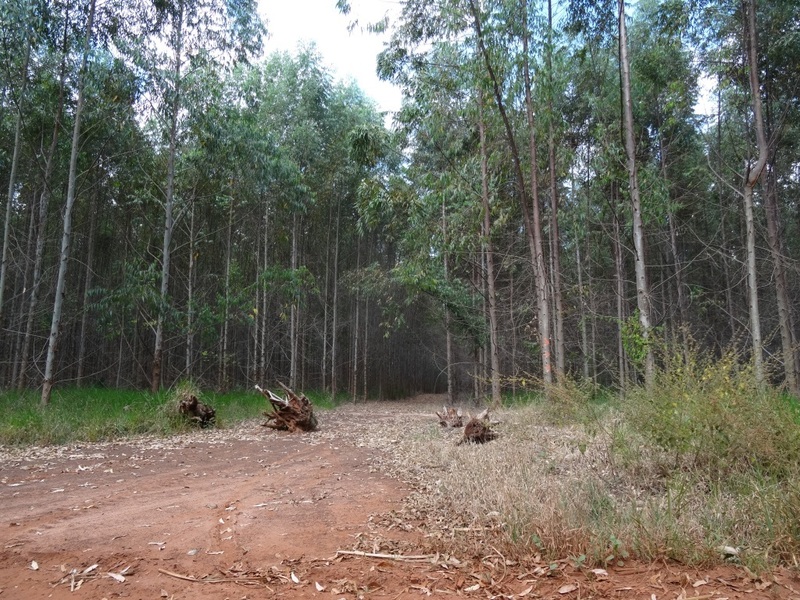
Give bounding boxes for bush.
[624,347,800,480]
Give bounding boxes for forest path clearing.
[0,396,796,599]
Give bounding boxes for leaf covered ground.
[1,395,798,599]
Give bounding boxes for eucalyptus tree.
[627,0,702,361]
[134,0,264,392]
[40,0,97,406]
[0,0,40,328]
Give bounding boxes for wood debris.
[178,395,216,428]
[256,382,318,432]
[458,409,497,445]
[435,406,464,427]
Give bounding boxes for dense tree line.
[1,0,798,402]
[349,0,800,400]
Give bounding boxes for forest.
[0,0,798,406]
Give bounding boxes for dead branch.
[335,550,436,561]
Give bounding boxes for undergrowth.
[409,347,800,573]
[0,383,342,447]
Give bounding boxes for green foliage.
[624,347,800,479]
[620,311,653,373]
[0,386,323,447]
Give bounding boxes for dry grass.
[334,383,800,573]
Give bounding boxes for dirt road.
[1,398,797,599]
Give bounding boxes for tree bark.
[764,165,796,393]
[77,187,99,385]
[546,0,565,379]
[0,43,30,328]
[478,95,502,407]
[612,201,627,389]
[152,0,184,393]
[742,0,768,384]
[17,34,69,390]
[618,0,654,386]
[469,0,552,389]
[442,198,454,404]
[42,0,96,406]
[186,198,196,379]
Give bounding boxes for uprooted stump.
[457,409,497,445]
[178,395,216,428]
[436,406,464,428]
[256,382,318,432]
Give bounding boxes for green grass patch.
[0,384,342,447]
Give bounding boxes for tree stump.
[436,406,464,427]
[458,409,497,445]
[256,382,318,432]
[178,395,216,428]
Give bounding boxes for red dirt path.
[1,399,798,599]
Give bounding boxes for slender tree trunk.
[41,0,96,406]
[660,136,689,362]
[322,196,334,392]
[0,44,31,329]
[259,195,270,382]
[469,0,552,388]
[522,10,553,389]
[546,0,565,379]
[351,238,361,401]
[478,95,502,407]
[742,0,768,383]
[18,56,68,390]
[219,196,234,391]
[186,199,196,378]
[10,193,37,386]
[618,0,654,387]
[77,187,99,385]
[152,2,184,393]
[764,165,796,393]
[612,205,627,389]
[289,211,299,389]
[330,201,341,398]
[442,197,455,404]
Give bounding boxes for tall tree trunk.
[0,43,30,328]
[618,0,654,387]
[742,0,768,383]
[322,196,334,392]
[186,198,196,378]
[478,95,502,407]
[351,240,361,401]
[259,195,270,382]
[77,187,99,385]
[152,1,184,393]
[218,196,234,391]
[17,49,68,390]
[764,165,796,393]
[10,193,37,386]
[289,211,299,389]
[546,0,565,379]
[330,201,341,398]
[612,204,627,389]
[41,0,96,406]
[442,198,454,404]
[469,0,552,389]
[660,135,689,362]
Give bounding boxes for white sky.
[259,0,403,118]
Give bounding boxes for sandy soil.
[1,397,798,599]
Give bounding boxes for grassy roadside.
[376,352,800,573]
[0,384,342,446]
